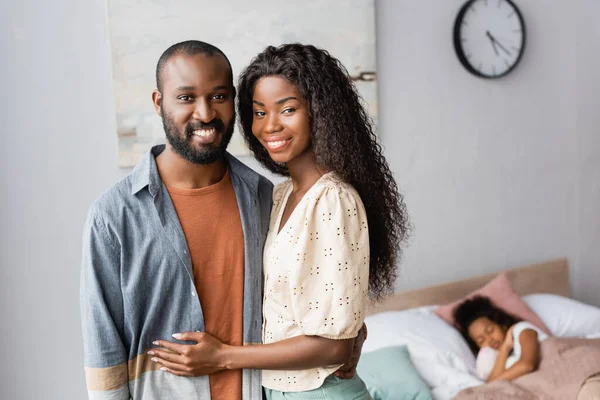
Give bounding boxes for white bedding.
[363,306,483,399]
[523,293,600,338]
[363,294,600,400]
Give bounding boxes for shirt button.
[191,291,196,297]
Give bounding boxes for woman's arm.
[150,332,354,376]
[488,329,540,382]
[222,335,354,370]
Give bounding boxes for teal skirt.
[264,374,372,400]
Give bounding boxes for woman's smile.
[263,137,293,152]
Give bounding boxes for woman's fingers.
[152,339,187,355]
[148,348,186,364]
[151,355,193,375]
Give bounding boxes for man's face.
[154,53,235,164]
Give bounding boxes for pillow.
[434,273,552,335]
[357,345,432,400]
[475,346,498,381]
[363,306,476,369]
[522,293,600,337]
[363,307,483,398]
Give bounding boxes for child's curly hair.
[453,295,521,354]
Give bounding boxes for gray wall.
[376,0,599,307]
[0,0,597,399]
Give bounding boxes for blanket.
[454,338,600,400]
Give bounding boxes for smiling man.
[80,40,363,400]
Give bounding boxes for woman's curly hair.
[237,43,411,300]
[453,295,521,354]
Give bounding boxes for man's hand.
[149,332,228,377]
[334,323,367,379]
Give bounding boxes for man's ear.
[152,89,162,116]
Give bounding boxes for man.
[80,40,363,400]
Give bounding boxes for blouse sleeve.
[287,182,370,339]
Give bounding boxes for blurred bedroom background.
[1,0,598,399]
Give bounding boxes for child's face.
[468,317,506,350]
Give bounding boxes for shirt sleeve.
[80,207,131,399]
[287,183,370,339]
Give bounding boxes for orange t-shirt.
[168,170,244,400]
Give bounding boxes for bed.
[359,258,600,400]
[367,258,570,315]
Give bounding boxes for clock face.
[454,0,526,79]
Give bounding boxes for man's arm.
[80,208,130,400]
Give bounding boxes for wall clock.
[453,0,526,79]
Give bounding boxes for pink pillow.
[434,273,552,335]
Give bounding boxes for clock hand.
[494,39,512,56]
[486,31,500,56]
[487,31,512,56]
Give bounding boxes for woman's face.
[468,317,507,350]
[251,76,312,164]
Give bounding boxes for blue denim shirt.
[80,145,273,399]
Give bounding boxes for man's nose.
[193,98,216,123]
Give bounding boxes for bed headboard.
[367,258,569,315]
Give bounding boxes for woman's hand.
[149,332,229,377]
[501,325,515,351]
[334,323,368,379]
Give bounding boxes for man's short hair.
[155,40,233,93]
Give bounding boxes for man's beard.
[161,106,235,165]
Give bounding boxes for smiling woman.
[233,43,409,399]
[251,76,312,165]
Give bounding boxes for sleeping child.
[453,296,548,382]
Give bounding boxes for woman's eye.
[282,108,296,114]
[254,110,265,117]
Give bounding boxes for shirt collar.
[130,144,164,196]
[130,144,259,196]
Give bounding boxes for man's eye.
[178,95,193,101]
[212,94,226,101]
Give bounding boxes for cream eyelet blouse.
[261,172,370,392]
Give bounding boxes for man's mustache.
[186,119,225,135]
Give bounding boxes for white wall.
[0,0,597,399]
[575,0,600,307]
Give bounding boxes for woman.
[153,43,409,398]
[453,295,548,382]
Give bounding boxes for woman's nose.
[263,114,282,133]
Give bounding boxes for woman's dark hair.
[453,295,521,354]
[237,43,410,300]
